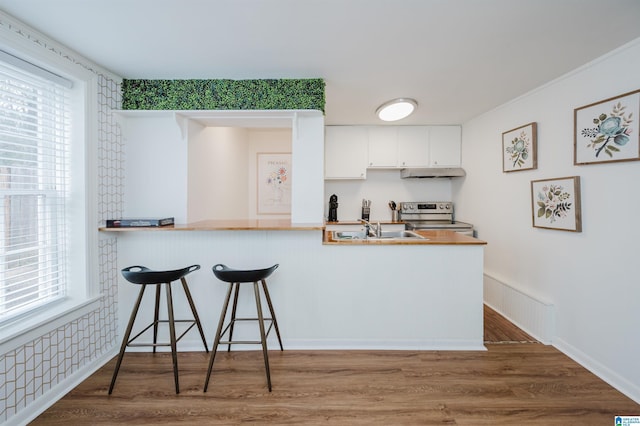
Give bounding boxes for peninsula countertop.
[99,219,324,232]
[100,220,485,245]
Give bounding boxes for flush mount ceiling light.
[376,98,418,122]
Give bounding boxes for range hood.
[400,167,466,178]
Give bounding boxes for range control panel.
[400,201,453,213]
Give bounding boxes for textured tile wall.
[0,15,122,423]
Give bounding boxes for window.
[0,52,72,323]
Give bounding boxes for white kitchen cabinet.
[397,126,429,167]
[367,126,398,167]
[326,125,459,177]
[325,126,368,179]
[429,125,461,167]
[368,126,429,168]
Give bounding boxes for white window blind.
[0,56,71,323]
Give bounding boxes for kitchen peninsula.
[102,221,486,351]
[109,110,485,351]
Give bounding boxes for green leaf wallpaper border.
[122,78,325,111]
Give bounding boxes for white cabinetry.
[397,126,429,167]
[324,126,368,179]
[429,126,461,167]
[367,126,429,168]
[325,125,461,179]
[367,127,398,167]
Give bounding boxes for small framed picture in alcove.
[530,176,582,232]
[257,153,292,215]
[502,122,537,172]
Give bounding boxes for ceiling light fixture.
[376,98,418,122]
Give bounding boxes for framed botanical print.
[574,89,640,165]
[257,153,291,215]
[531,176,581,232]
[502,122,537,172]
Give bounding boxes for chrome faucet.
[360,219,381,238]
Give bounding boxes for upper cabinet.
[367,127,398,167]
[368,126,429,168]
[324,126,368,179]
[429,126,461,167]
[325,124,461,179]
[397,126,430,167]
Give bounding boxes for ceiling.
[1,0,640,126]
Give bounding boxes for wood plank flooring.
[30,306,638,425]
[483,305,538,343]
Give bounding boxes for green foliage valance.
[121,78,325,111]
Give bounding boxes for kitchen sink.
[333,230,425,240]
[376,230,423,239]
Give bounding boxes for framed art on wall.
[257,153,292,215]
[531,176,581,232]
[502,122,537,172]
[574,89,640,165]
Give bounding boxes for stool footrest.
[128,343,173,348]
[127,320,198,347]
[218,318,276,343]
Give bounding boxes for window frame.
[0,36,100,353]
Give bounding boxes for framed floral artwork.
[574,89,640,165]
[531,176,581,232]
[257,153,291,215]
[502,122,537,172]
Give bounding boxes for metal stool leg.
[152,284,161,353]
[227,282,240,352]
[254,281,272,392]
[204,282,234,392]
[261,280,283,351]
[165,282,180,394]
[109,284,147,395]
[180,277,209,352]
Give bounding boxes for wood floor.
[30,306,639,425]
[483,305,537,343]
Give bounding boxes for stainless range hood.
[400,167,466,178]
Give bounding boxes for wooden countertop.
[323,229,486,245]
[99,219,485,245]
[99,219,323,232]
[325,220,405,226]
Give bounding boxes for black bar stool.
[109,264,209,394]
[204,264,282,392]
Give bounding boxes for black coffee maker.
[328,194,338,222]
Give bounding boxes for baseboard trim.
[125,338,487,352]
[554,338,640,404]
[280,339,487,351]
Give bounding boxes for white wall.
[456,38,640,402]
[122,116,187,222]
[188,126,250,221]
[291,114,325,224]
[188,126,292,221]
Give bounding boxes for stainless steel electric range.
[399,201,474,237]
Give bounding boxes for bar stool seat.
[204,263,282,392]
[109,264,208,394]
